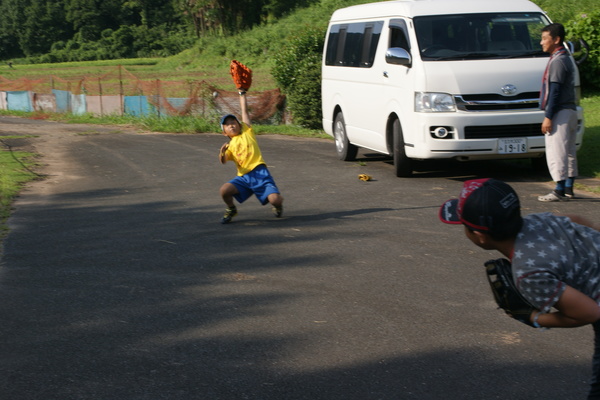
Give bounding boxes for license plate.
[498,138,527,154]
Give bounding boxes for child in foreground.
[439,178,600,398]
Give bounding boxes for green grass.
[253,124,330,139]
[0,110,328,139]
[0,144,38,237]
[579,94,600,180]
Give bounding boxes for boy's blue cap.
[220,114,240,130]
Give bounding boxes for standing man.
[538,23,579,202]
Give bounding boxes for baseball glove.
[484,258,536,327]
[230,60,252,92]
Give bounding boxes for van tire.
[333,112,358,161]
[392,118,413,177]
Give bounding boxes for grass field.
[0,140,37,236]
[1,57,278,92]
[578,96,600,180]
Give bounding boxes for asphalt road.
[0,116,599,399]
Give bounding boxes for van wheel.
[333,112,358,161]
[392,118,412,177]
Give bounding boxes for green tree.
[20,0,72,56]
[272,26,325,128]
[175,0,317,37]
[123,0,182,29]
[0,0,28,59]
[66,0,130,41]
[1,0,323,62]
[263,0,318,22]
[566,12,600,90]
[175,0,222,37]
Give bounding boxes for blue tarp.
[71,93,86,115]
[124,96,155,116]
[53,89,70,113]
[51,90,86,114]
[167,98,187,109]
[6,91,33,112]
[6,90,169,116]
[159,98,187,116]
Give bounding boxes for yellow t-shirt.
[225,123,266,176]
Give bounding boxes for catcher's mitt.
[230,60,252,92]
[484,258,536,327]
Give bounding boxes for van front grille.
[464,124,543,139]
[456,92,540,111]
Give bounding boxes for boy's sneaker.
[564,187,574,198]
[538,190,569,202]
[221,206,237,224]
[272,205,283,218]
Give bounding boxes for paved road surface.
[0,116,598,399]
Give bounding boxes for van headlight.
[415,92,456,112]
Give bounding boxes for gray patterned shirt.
[512,213,600,313]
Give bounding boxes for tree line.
[0,0,317,62]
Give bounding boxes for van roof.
[329,0,544,21]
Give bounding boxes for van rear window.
[325,21,384,67]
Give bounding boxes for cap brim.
[439,198,461,224]
[220,114,239,126]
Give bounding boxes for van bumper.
[404,108,584,160]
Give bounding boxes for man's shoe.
[564,187,574,198]
[221,206,238,224]
[272,205,283,218]
[538,190,569,202]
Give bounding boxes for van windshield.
[414,12,551,61]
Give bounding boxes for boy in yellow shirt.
[218,92,284,224]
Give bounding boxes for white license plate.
[498,138,527,154]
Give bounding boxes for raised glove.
[484,258,537,327]
[230,60,252,92]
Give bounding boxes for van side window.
[360,25,375,66]
[390,27,410,51]
[325,21,383,67]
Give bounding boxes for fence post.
[67,81,72,113]
[156,79,160,118]
[139,87,143,117]
[98,77,103,116]
[119,65,124,116]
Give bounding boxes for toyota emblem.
[501,84,517,95]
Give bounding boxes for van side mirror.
[566,38,589,66]
[386,47,412,67]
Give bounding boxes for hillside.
[1,0,597,92]
[157,0,597,79]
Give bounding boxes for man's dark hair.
[542,23,565,44]
[465,211,523,241]
[488,207,523,241]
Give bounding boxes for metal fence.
[0,66,286,124]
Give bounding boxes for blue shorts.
[229,164,280,205]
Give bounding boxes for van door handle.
[383,71,389,78]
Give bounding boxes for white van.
[321,0,584,176]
